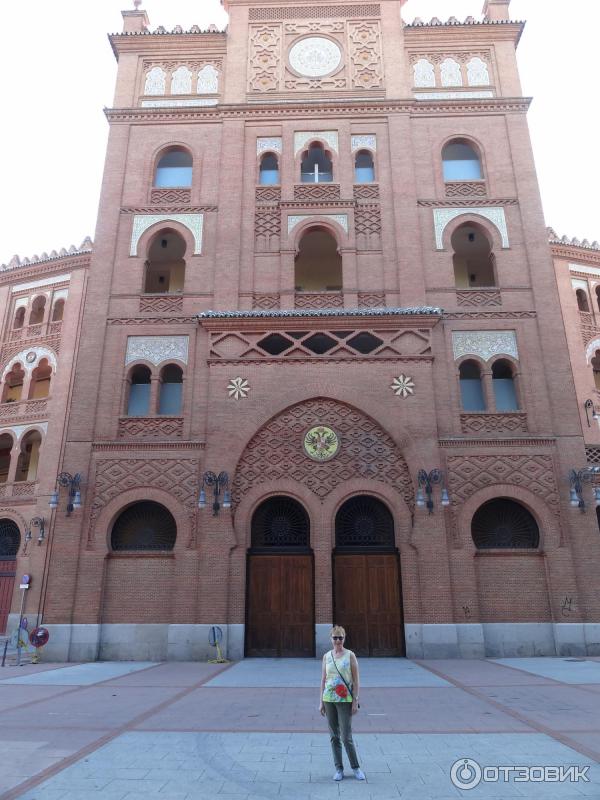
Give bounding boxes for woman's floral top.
[323,649,354,703]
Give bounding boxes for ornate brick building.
[3,0,600,661]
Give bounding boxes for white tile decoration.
[197,65,219,94]
[467,57,490,86]
[0,422,48,441]
[171,66,192,95]
[130,214,204,256]
[414,91,493,100]
[440,58,462,87]
[351,135,376,152]
[141,99,218,108]
[585,338,600,363]
[288,37,342,78]
[12,273,71,293]
[144,67,166,96]
[294,131,338,155]
[569,263,600,278]
[434,207,509,250]
[2,347,58,379]
[125,336,189,367]
[571,278,589,292]
[288,214,348,234]
[413,58,435,88]
[257,137,282,156]
[452,331,518,362]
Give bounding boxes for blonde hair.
[330,625,346,638]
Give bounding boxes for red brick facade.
[3,0,600,660]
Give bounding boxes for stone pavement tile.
[418,659,556,687]
[558,731,600,761]
[13,789,68,800]
[0,684,75,711]
[0,662,68,679]
[101,662,229,688]
[475,685,600,731]
[491,658,600,685]
[0,662,158,686]
[20,792,129,800]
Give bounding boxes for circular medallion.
[303,425,340,462]
[26,351,37,364]
[288,37,342,78]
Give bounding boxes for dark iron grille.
[335,496,394,549]
[111,501,177,551]
[251,497,310,549]
[471,498,539,549]
[0,519,20,559]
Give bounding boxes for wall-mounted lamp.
[416,469,450,514]
[49,472,83,516]
[569,466,600,512]
[584,399,600,427]
[198,471,231,516]
[23,516,46,553]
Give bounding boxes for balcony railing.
[8,320,62,342]
[0,398,48,421]
[0,481,37,499]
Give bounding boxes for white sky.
[1,0,598,262]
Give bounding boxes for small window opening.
[301,143,333,183]
[0,434,13,484]
[295,228,342,291]
[127,365,152,416]
[15,430,42,482]
[13,307,25,329]
[452,224,496,288]
[354,150,375,183]
[29,296,46,325]
[154,148,193,188]
[492,359,519,411]
[459,360,485,411]
[259,152,280,185]
[29,359,52,400]
[144,230,186,294]
[158,364,183,415]
[2,363,25,404]
[443,141,482,181]
[576,289,590,312]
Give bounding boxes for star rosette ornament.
[391,375,415,398]
[228,377,250,400]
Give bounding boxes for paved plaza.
[0,657,599,800]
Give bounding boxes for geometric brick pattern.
[150,188,192,204]
[294,292,343,309]
[139,295,183,313]
[354,184,380,201]
[255,207,281,250]
[456,289,502,307]
[255,187,281,204]
[445,181,487,198]
[293,184,341,201]
[248,25,281,93]
[249,4,381,20]
[460,412,528,434]
[117,417,184,438]
[233,398,414,508]
[348,21,384,89]
[358,292,386,308]
[252,293,281,310]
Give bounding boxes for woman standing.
[319,625,366,781]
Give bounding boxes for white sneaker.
[333,769,344,781]
[353,768,366,780]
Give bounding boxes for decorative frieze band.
[130,214,204,256]
[414,91,493,101]
[294,131,338,155]
[288,214,348,234]
[452,330,518,362]
[2,347,58,379]
[434,207,509,249]
[125,336,189,366]
[351,135,376,152]
[257,137,283,155]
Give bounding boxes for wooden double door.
[246,553,315,657]
[333,552,404,656]
[0,559,16,634]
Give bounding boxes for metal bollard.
[1,639,8,668]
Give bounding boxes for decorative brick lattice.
[586,446,600,466]
[253,293,281,310]
[354,184,380,201]
[295,292,344,309]
[0,399,48,423]
[255,207,281,251]
[293,184,341,201]
[117,417,184,439]
[248,25,282,92]
[1,336,61,367]
[348,21,384,90]
[355,205,382,250]
[139,295,183,314]
[150,188,192,205]
[358,292,385,308]
[10,482,36,497]
[249,5,380,20]
[233,398,413,508]
[460,413,528,434]
[47,322,63,336]
[256,186,281,204]
[456,290,502,307]
[445,182,487,198]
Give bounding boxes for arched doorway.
[333,496,404,656]
[0,519,20,633]
[246,496,314,657]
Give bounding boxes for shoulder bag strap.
[331,651,356,703]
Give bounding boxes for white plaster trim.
[585,338,600,363]
[288,214,348,234]
[351,135,377,152]
[257,137,282,156]
[125,335,189,367]
[571,278,589,292]
[452,330,518,362]
[14,298,28,310]
[141,99,218,108]
[53,289,69,302]
[434,207,509,250]
[130,215,204,256]
[569,263,600,278]
[294,131,339,155]
[0,422,48,440]
[12,273,71,293]
[2,347,58,379]
[414,91,493,100]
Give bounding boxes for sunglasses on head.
[332,635,344,640]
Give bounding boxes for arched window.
[2,363,25,403]
[354,150,375,183]
[591,350,600,392]
[259,153,280,185]
[452,224,496,288]
[13,307,25,329]
[144,230,186,294]
[596,286,600,314]
[251,496,310,550]
[335,496,394,551]
[0,519,20,558]
[576,289,590,312]
[492,359,519,412]
[442,140,482,181]
[127,365,152,416]
[459,360,485,411]
[29,296,46,325]
[111,501,177,551]
[301,143,333,183]
[51,299,65,322]
[0,434,13,484]
[158,364,183,415]
[15,430,42,482]
[29,359,52,400]
[472,498,539,549]
[295,228,342,292]
[154,148,193,188]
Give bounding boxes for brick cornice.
[551,244,600,267]
[418,198,518,208]
[439,437,556,448]
[404,21,525,47]
[0,256,90,287]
